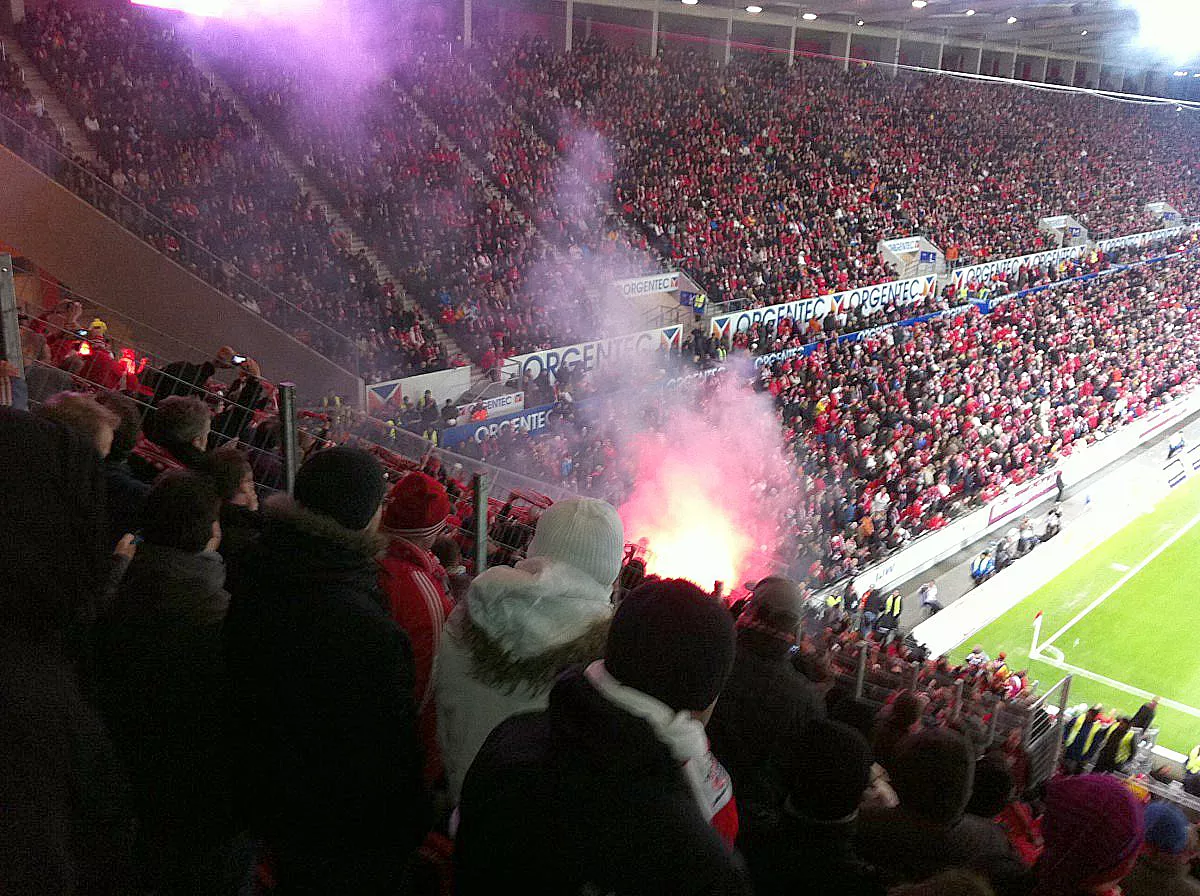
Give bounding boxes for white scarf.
[584,660,718,822]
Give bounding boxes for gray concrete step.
[1,37,100,167]
[193,56,469,374]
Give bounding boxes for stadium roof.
[715,0,1185,64]
[766,0,1132,56]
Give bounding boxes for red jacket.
[378,538,453,785]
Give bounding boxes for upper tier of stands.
[1,6,1196,382]
[9,3,448,381]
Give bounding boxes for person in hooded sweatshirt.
[454,578,750,895]
[434,496,625,804]
[95,471,243,894]
[857,728,1013,887]
[223,447,429,894]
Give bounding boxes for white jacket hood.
[465,556,614,659]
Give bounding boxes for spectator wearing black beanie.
[708,576,826,830]
[455,579,750,896]
[741,719,886,896]
[857,728,1013,888]
[223,446,430,894]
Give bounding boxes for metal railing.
[1025,674,1073,787]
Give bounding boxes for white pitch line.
[1038,508,1200,652]
[1032,651,1200,722]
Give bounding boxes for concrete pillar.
[788,23,796,68]
[649,3,659,58]
[935,34,945,72]
[1007,50,1017,79]
[891,35,901,77]
[462,0,472,50]
[841,28,852,73]
[1065,58,1077,87]
[1035,55,1048,82]
[565,0,574,52]
[724,11,732,65]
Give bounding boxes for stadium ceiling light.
[745,4,762,12]
[1007,15,1018,24]
[1080,29,1088,36]
[1174,69,1188,76]
[911,0,928,8]
[856,18,865,25]
[964,8,975,14]
[802,12,818,19]
[681,0,698,5]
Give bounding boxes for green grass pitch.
[950,476,1200,755]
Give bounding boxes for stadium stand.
[8,3,447,379]
[6,6,1200,896]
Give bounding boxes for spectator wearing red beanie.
[377,471,455,786]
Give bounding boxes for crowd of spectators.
[217,57,563,369]
[6,372,1197,895]
[9,2,446,381]
[3,15,1198,376]
[207,36,665,373]
[10,13,1200,896]
[390,243,1200,588]
[490,37,1199,308]
[0,47,71,166]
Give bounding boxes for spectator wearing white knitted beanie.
[433,497,625,803]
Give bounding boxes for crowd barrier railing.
[1026,675,1073,788]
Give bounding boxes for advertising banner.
[441,402,557,448]
[951,245,1086,292]
[1093,224,1192,255]
[710,275,937,343]
[457,392,524,420]
[502,324,684,384]
[750,304,975,369]
[880,236,924,254]
[365,365,472,413]
[611,272,680,298]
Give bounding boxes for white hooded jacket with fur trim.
[433,556,614,803]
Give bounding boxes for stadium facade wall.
[0,146,363,403]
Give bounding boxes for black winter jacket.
[222,497,429,894]
[740,812,885,896]
[455,667,751,896]
[95,545,234,890]
[708,628,826,822]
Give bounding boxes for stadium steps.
[191,57,469,376]
[394,92,528,392]
[0,38,99,168]
[462,57,672,275]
